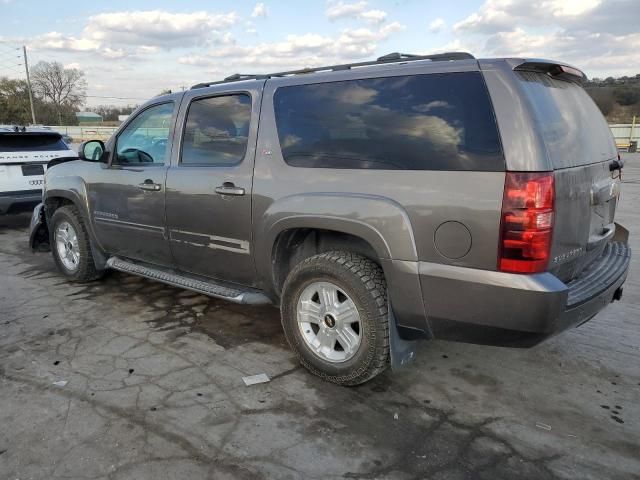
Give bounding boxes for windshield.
[0,133,69,152]
[517,72,617,169]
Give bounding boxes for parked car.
[29,53,630,385]
[0,126,76,215]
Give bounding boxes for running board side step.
[106,257,271,305]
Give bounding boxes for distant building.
[75,111,103,125]
[118,114,130,124]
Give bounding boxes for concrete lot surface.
[1,155,639,480]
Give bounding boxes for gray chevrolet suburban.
[29,52,631,385]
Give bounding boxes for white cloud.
[544,0,601,17]
[251,2,267,18]
[178,22,404,72]
[360,9,387,24]
[35,32,100,52]
[482,27,640,75]
[27,9,240,61]
[429,18,445,33]
[326,1,368,20]
[102,47,126,59]
[86,10,238,48]
[450,0,639,77]
[453,0,602,33]
[379,21,404,36]
[326,1,389,24]
[429,38,475,55]
[63,62,81,70]
[483,28,551,57]
[136,45,160,55]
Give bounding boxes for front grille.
[566,241,630,307]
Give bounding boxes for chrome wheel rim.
[296,281,362,363]
[55,221,80,272]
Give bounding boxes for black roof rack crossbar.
[191,51,475,89]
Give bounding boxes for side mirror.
[78,140,106,162]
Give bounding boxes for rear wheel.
[281,251,389,386]
[51,205,103,283]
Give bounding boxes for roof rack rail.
[191,51,475,89]
[223,73,268,82]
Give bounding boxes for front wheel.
[50,205,103,283]
[280,251,389,386]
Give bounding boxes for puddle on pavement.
[49,269,286,350]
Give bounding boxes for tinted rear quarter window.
[517,72,617,169]
[273,72,504,171]
[0,134,68,152]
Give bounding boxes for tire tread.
[51,205,102,283]
[281,251,389,386]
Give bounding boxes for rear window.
[517,72,617,169]
[0,133,69,152]
[273,72,504,171]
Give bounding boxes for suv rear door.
[164,83,262,286]
[515,70,620,281]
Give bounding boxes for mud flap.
[613,222,629,244]
[389,301,418,371]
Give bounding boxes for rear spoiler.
[512,59,587,83]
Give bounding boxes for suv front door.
[165,86,261,286]
[89,100,178,266]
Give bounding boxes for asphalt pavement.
[0,154,639,479]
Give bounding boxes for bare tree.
[31,61,87,124]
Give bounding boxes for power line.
[0,41,25,81]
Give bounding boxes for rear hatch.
[0,132,75,192]
[0,132,73,164]
[516,70,620,282]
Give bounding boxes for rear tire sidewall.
[281,255,386,384]
[51,207,92,282]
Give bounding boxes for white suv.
[0,126,76,214]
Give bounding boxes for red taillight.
[499,172,555,274]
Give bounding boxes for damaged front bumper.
[29,203,50,252]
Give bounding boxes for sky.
[1,0,638,107]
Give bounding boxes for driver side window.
[115,102,174,165]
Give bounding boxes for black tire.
[281,251,389,386]
[50,205,103,283]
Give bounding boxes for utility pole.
[23,45,36,125]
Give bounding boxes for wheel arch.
[44,184,107,270]
[270,227,381,297]
[255,193,419,296]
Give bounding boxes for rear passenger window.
[273,72,504,171]
[181,94,251,166]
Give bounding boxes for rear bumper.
[0,189,42,214]
[416,240,631,347]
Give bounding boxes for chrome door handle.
[215,184,245,196]
[138,181,161,191]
